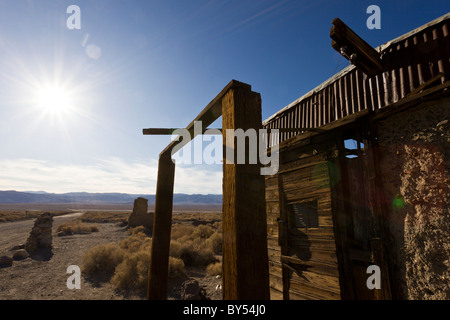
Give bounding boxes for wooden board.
[266,137,342,300]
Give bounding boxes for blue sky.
[0,0,448,194]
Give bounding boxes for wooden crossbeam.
[266,128,323,133]
[143,128,222,135]
[407,72,445,97]
[331,18,384,76]
[372,80,450,121]
[143,128,316,135]
[159,80,251,157]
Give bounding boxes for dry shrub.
[82,218,222,295]
[192,224,215,240]
[119,230,151,253]
[80,211,130,223]
[111,251,151,291]
[169,240,195,265]
[128,225,151,235]
[168,257,186,279]
[112,255,186,290]
[171,224,218,242]
[83,229,186,293]
[82,243,125,277]
[206,262,222,276]
[213,221,222,229]
[111,253,186,292]
[0,211,29,223]
[204,231,222,255]
[169,224,220,267]
[111,233,185,292]
[171,224,195,241]
[57,220,99,235]
[170,239,216,267]
[195,243,218,266]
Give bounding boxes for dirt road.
[0,212,84,253]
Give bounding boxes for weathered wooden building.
[144,13,449,301]
[263,13,450,300]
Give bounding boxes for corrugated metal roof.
[263,12,450,146]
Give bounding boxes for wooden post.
[222,85,270,300]
[147,152,175,300]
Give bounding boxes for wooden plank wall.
[266,134,342,300]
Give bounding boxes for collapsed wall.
[25,212,53,252]
[376,97,450,299]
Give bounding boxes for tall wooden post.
[147,152,175,300]
[222,86,270,300]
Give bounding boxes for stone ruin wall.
[25,212,53,252]
[128,197,154,230]
[377,96,450,299]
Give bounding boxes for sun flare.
[37,85,72,114]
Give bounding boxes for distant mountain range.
[0,190,222,205]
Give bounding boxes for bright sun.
[37,85,72,114]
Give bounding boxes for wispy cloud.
[0,158,222,194]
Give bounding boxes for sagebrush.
[57,220,99,235]
[82,223,222,294]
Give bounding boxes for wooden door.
[332,128,392,300]
[277,155,342,300]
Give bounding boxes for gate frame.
[143,80,270,300]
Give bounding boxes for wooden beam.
[142,128,316,135]
[147,153,175,300]
[266,128,322,133]
[406,72,445,97]
[372,80,450,121]
[222,85,270,300]
[160,80,251,157]
[143,128,223,135]
[331,18,384,76]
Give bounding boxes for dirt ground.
[0,213,222,300]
